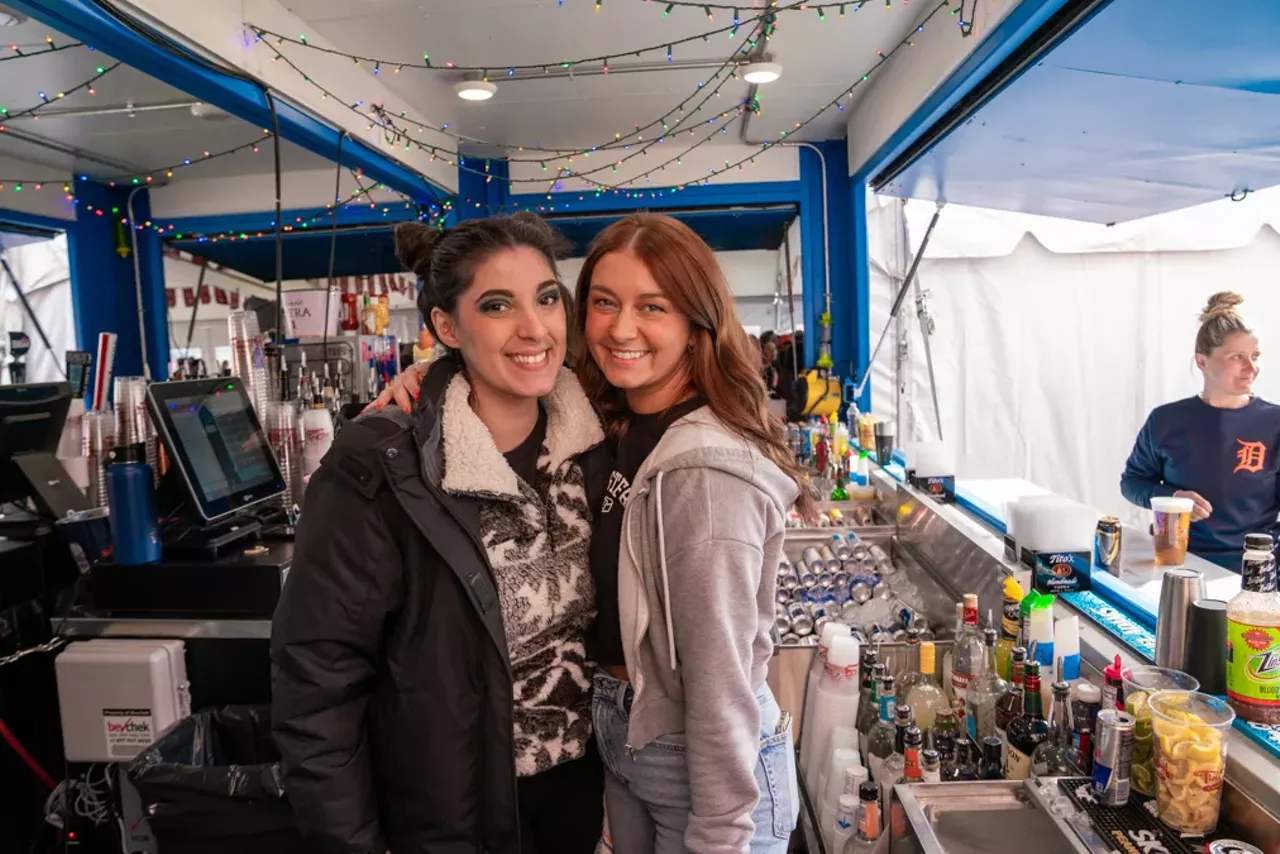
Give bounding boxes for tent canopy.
[880,0,1280,224]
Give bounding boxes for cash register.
[88,377,293,617]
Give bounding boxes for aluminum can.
[801,546,823,571]
[774,613,792,635]
[1092,710,1135,806]
[1095,516,1122,575]
[787,602,813,636]
[1208,842,1263,854]
[781,632,801,646]
[851,581,873,604]
[775,587,792,605]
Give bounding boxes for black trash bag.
[127,706,307,854]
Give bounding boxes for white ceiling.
[278,0,935,151]
[0,15,327,183]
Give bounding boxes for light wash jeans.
[592,672,798,854]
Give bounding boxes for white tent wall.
[866,193,1280,527]
[0,234,76,384]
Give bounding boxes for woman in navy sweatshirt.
[1121,292,1280,569]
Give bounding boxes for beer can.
[851,581,873,604]
[781,632,801,646]
[801,547,823,571]
[1208,841,1263,854]
[799,571,817,589]
[841,600,861,623]
[1095,516,1122,575]
[775,587,792,605]
[1092,710,1135,806]
[774,613,792,635]
[833,571,851,590]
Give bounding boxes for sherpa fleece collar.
[440,367,604,499]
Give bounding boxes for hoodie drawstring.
[654,470,678,672]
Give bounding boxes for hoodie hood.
[634,406,799,513]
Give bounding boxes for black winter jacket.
[271,358,609,854]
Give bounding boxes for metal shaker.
[1154,568,1206,670]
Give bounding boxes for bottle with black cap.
[1226,532,1280,724]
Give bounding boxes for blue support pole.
[797,147,825,369]
[850,180,870,414]
[457,158,510,220]
[818,141,856,385]
[67,183,168,398]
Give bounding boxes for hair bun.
[394,222,445,275]
[1200,291,1244,323]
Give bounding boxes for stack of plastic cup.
[265,401,303,517]
[228,310,273,416]
[82,410,116,508]
[113,377,149,449]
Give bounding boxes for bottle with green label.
[1226,532,1280,725]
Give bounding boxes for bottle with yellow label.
[1226,532,1280,724]
[998,576,1025,681]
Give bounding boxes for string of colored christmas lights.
[248,1,787,75]
[464,0,956,202]
[0,61,122,123]
[0,131,276,195]
[262,15,764,164]
[631,0,888,15]
[1,37,84,63]
[261,9,768,182]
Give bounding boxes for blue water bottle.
[106,443,161,565]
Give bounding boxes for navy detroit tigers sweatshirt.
[1121,396,1280,564]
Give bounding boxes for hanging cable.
[263,89,285,343]
[0,717,57,791]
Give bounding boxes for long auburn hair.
[573,213,816,519]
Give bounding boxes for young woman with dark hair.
[379,213,811,853]
[272,213,608,854]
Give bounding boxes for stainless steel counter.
[59,617,272,640]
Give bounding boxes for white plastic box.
[54,639,190,763]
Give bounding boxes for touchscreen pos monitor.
[147,378,285,523]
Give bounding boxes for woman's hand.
[1173,489,1213,522]
[366,360,430,414]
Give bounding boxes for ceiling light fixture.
[0,4,28,25]
[455,75,497,102]
[742,59,782,85]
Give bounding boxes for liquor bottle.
[1069,682,1100,774]
[896,629,924,705]
[878,705,913,810]
[856,659,885,760]
[951,594,982,712]
[966,627,1008,743]
[1031,679,1078,778]
[895,726,924,786]
[831,471,850,502]
[905,641,947,733]
[994,646,1027,767]
[842,781,882,854]
[921,748,942,783]
[979,737,1003,779]
[941,719,977,782]
[998,576,1025,681]
[942,601,963,702]
[865,674,898,788]
[1005,661,1049,780]
[321,363,337,416]
[929,706,958,766]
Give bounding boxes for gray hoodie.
[618,406,798,854]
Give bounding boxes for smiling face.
[1197,330,1261,397]
[584,248,694,413]
[431,245,566,404]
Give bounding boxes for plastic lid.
[820,621,852,649]
[1103,654,1125,679]
[919,642,936,673]
[1076,683,1101,702]
[1151,496,1194,514]
[838,793,859,812]
[844,763,868,786]
[827,635,861,668]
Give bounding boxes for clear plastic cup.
[1151,496,1193,566]
[1122,666,1200,795]
[113,376,149,447]
[1148,690,1234,835]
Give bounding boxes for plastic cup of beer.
[1151,496,1194,566]
[1149,690,1234,835]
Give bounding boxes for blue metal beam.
[797,148,825,369]
[0,207,75,233]
[5,0,446,202]
[457,158,510,221]
[508,180,805,216]
[849,180,870,413]
[851,0,1078,183]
